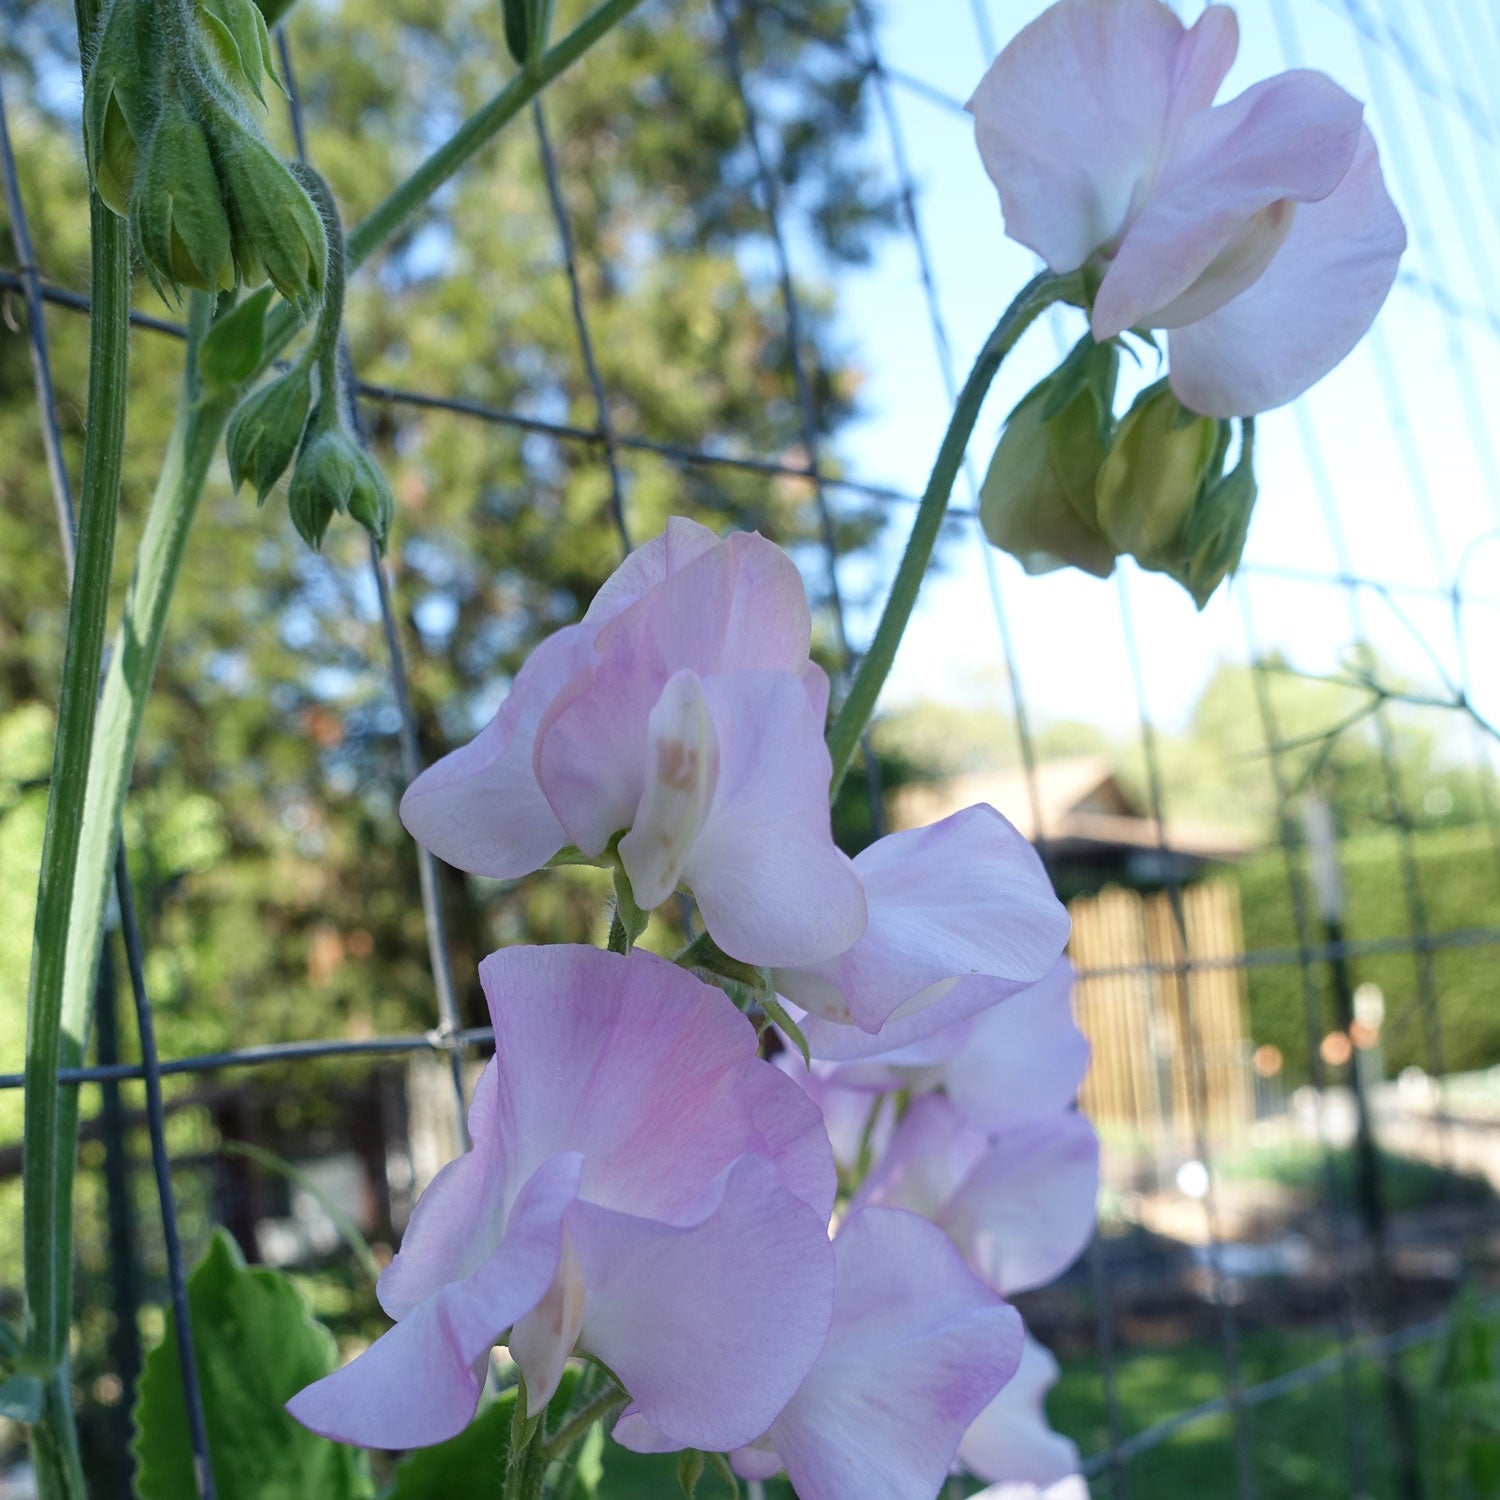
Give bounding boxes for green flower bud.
[129,99,235,298]
[1095,383,1219,569]
[195,0,280,108]
[980,378,1117,580]
[503,0,558,68]
[226,364,313,502]
[1177,422,1257,609]
[204,109,327,306]
[83,0,162,216]
[286,415,394,551]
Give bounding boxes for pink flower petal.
[749,1208,1023,1500]
[942,1114,1100,1295]
[943,960,1090,1134]
[1094,69,1365,338]
[570,1155,835,1452]
[683,669,867,967]
[286,1152,582,1448]
[478,946,834,1223]
[774,805,1068,1034]
[856,1096,1099,1295]
[959,1336,1080,1488]
[398,624,592,877]
[534,531,816,857]
[1168,125,1406,415]
[968,0,1238,273]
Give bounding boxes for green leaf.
[132,1229,374,1500]
[704,1450,742,1497]
[380,1391,513,1500]
[199,287,276,395]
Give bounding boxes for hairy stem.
[543,1383,627,1461]
[825,271,1065,795]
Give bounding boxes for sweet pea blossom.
[968,0,1406,416]
[775,805,1070,1057]
[616,1208,1023,1500]
[779,957,1087,1166]
[287,945,836,1452]
[400,518,866,968]
[958,1337,1082,1491]
[853,1093,1098,1296]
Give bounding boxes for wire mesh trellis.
[3,0,1500,1497]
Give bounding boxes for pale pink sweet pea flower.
[975,1480,1092,1500]
[286,945,836,1452]
[777,957,1087,1165]
[615,1207,1023,1500]
[968,0,1405,417]
[400,518,866,968]
[959,1336,1081,1491]
[774,805,1069,1055]
[853,1093,1098,1296]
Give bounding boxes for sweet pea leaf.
[132,1228,374,1500]
[381,1393,513,1499]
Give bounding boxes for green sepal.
[199,286,275,394]
[609,864,651,952]
[704,1451,742,1497]
[759,992,810,1066]
[1176,417,1257,609]
[196,0,283,107]
[677,1448,706,1498]
[226,362,313,502]
[83,0,162,216]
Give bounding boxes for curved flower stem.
[825,271,1068,797]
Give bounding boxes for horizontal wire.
[1079,1302,1481,1478]
[1,921,1495,1092]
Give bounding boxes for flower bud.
[1094,384,1219,569]
[130,99,235,298]
[226,364,313,502]
[980,380,1116,580]
[198,285,274,394]
[286,416,395,551]
[204,109,327,306]
[195,0,280,109]
[1177,432,1257,609]
[83,0,161,216]
[503,0,558,67]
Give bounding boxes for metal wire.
[6,1,1500,1492]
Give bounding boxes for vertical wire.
[1236,590,1379,1496]
[531,96,633,557]
[1115,572,1258,1500]
[843,3,1130,1488]
[277,30,471,1148]
[1268,0,1460,1175]
[711,0,887,836]
[0,73,218,1500]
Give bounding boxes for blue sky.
[815,0,1500,754]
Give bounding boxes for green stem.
[825,271,1065,796]
[543,1383,627,1461]
[259,0,650,366]
[52,302,233,1369]
[32,1368,88,1500]
[21,72,130,1374]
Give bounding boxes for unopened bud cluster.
[981,336,1257,610]
[84,0,325,306]
[226,356,394,553]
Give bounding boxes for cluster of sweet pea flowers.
[285,517,1097,1498]
[968,0,1406,606]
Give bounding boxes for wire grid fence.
[3,0,1500,1496]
